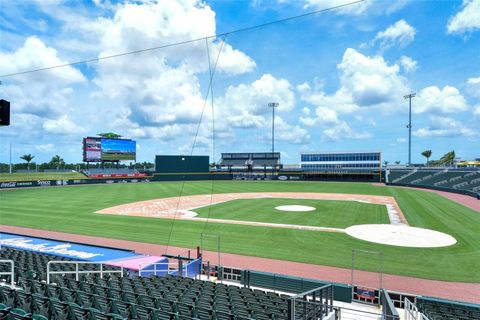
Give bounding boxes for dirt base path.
[2,225,478,304]
[97,192,408,227]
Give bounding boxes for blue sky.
[0,0,479,165]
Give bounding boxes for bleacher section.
[83,168,147,178]
[2,246,480,319]
[219,153,280,169]
[387,168,480,198]
[0,247,325,320]
[417,297,480,320]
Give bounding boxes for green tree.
[98,132,122,138]
[49,155,65,170]
[440,150,455,166]
[20,154,35,170]
[383,160,389,166]
[395,161,401,165]
[421,150,432,165]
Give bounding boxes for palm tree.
[421,150,432,165]
[383,160,389,167]
[20,154,35,170]
[440,151,455,167]
[49,155,65,170]
[395,161,400,165]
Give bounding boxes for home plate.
[345,224,457,248]
[275,205,316,212]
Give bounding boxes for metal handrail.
[405,298,430,320]
[0,260,14,285]
[138,262,183,277]
[47,261,123,284]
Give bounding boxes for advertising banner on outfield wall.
[0,178,150,189]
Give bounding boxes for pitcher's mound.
[345,224,456,248]
[275,205,316,212]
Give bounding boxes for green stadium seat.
[7,308,30,320]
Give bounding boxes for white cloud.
[372,20,416,49]
[447,0,480,34]
[274,116,310,144]
[0,37,86,117]
[399,56,418,72]
[43,115,86,135]
[222,74,295,116]
[89,0,256,141]
[35,144,55,153]
[467,76,480,98]
[299,107,370,141]
[337,48,409,107]
[396,137,406,143]
[322,121,372,141]
[415,86,468,114]
[413,116,477,138]
[474,105,480,117]
[0,37,85,83]
[297,48,411,142]
[300,106,339,126]
[303,0,371,15]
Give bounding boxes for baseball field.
[1,180,479,282]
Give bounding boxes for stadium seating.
[1,247,325,320]
[417,297,480,320]
[84,168,139,175]
[219,153,280,169]
[3,247,480,319]
[387,168,480,197]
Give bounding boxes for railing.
[405,298,430,320]
[288,284,334,320]
[138,262,183,277]
[47,261,123,284]
[0,260,14,285]
[139,258,202,279]
[380,289,400,320]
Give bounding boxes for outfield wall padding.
[0,177,150,189]
[151,172,233,181]
[241,270,352,303]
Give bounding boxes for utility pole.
[404,93,416,166]
[9,143,12,174]
[268,102,279,155]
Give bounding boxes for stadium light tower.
[268,102,279,155]
[404,93,416,166]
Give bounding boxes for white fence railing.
[138,262,184,277]
[0,260,14,285]
[405,298,430,320]
[47,261,123,284]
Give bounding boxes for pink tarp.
[105,255,167,271]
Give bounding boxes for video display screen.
[101,138,136,161]
[83,137,136,162]
[83,137,102,162]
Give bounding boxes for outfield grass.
[194,198,389,228]
[0,172,87,182]
[0,181,479,282]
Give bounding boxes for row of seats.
[417,298,480,320]
[84,169,139,175]
[387,169,480,195]
[1,247,320,319]
[0,247,120,284]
